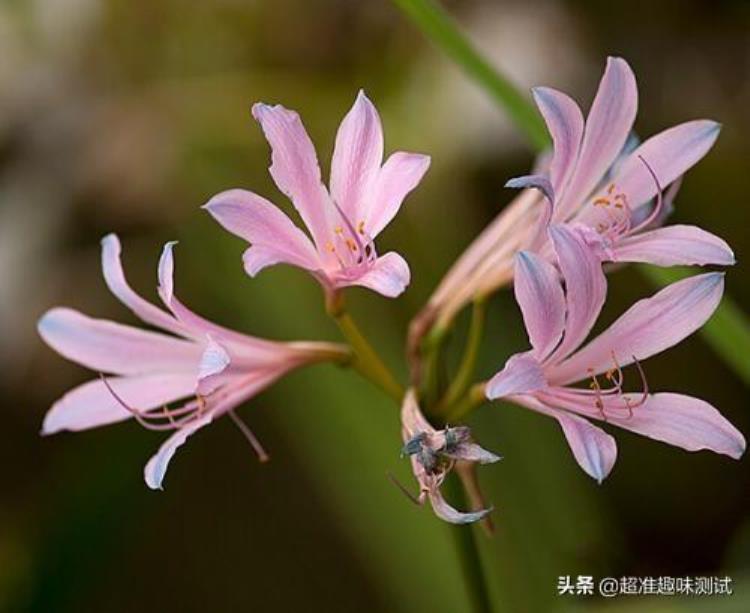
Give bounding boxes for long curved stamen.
[100,374,183,431]
[629,155,664,234]
[387,472,423,506]
[587,368,607,420]
[227,408,269,463]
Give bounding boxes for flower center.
[584,351,649,420]
[324,201,378,274]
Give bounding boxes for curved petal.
[547,224,607,363]
[512,394,617,482]
[604,393,745,459]
[487,352,546,399]
[505,174,554,204]
[612,224,735,267]
[551,272,724,384]
[557,57,637,219]
[203,189,319,272]
[613,120,720,209]
[365,152,430,237]
[401,388,435,436]
[330,90,383,224]
[513,250,565,359]
[337,251,410,298]
[197,337,231,395]
[100,234,186,336]
[532,86,584,198]
[144,412,214,490]
[38,307,202,376]
[42,373,197,434]
[428,488,493,525]
[251,103,333,251]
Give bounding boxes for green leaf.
[391,0,550,151]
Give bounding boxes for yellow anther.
[594,197,610,207]
[326,242,336,253]
[346,239,357,252]
[357,221,365,234]
[334,226,344,235]
[607,183,616,194]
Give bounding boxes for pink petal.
[513,250,565,359]
[547,224,607,362]
[155,242,285,358]
[487,352,546,399]
[604,393,745,459]
[613,120,720,209]
[505,174,554,204]
[554,411,617,483]
[401,388,435,436]
[38,307,202,376]
[612,224,735,267]
[512,394,617,482]
[338,251,410,297]
[100,234,186,336]
[532,86,584,198]
[557,57,637,219]
[42,373,197,434]
[196,337,231,395]
[329,90,384,225]
[203,189,320,274]
[251,103,334,251]
[144,412,214,490]
[551,272,724,385]
[366,152,430,238]
[427,488,493,525]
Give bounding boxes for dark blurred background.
[1,1,748,611]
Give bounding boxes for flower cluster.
[39,59,744,523]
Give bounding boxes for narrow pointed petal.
[197,337,231,395]
[551,272,725,384]
[555,411,618,483]
[330,90,383,224]
[487,352,546,399]
[614,120,721,209]
[152,241,282,355]
[505,174,554,204]
[445,443,502,465]
[38,308,201,376]
[100,234,185,336]
[513,250,565,359]
[365,152,430,237]
[604,393,745,459]
[401,388,435,435]
[338,251,410,297]
[532,86,584,197]
[557,57,637,219]
[547,224,607,362]
[203,189,320,274]
[251,103,333,250]
[612,224,735,267]
[42,373,197,434]
[427,489,493,525]
[144,412,214,490]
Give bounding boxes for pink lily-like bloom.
[507,56,734,268]
[400,389,500,524]
[38,234,348,489]
[486,224,744,482]
[204,91,430,299]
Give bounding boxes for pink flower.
[508,56,734,268]
[38,234,347,489]
[400,389,500,524]
[486,224,744,482]
[204,90,430,298]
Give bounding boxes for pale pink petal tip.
[144,413,214,490]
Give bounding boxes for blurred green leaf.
[391,0,550,151]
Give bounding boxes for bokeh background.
[1,0,748,611]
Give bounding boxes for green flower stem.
[433,298,487,418]
[444,474,494,613]
[446,382,488,424]
[333,310,404,403]
[391,0,549,151]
